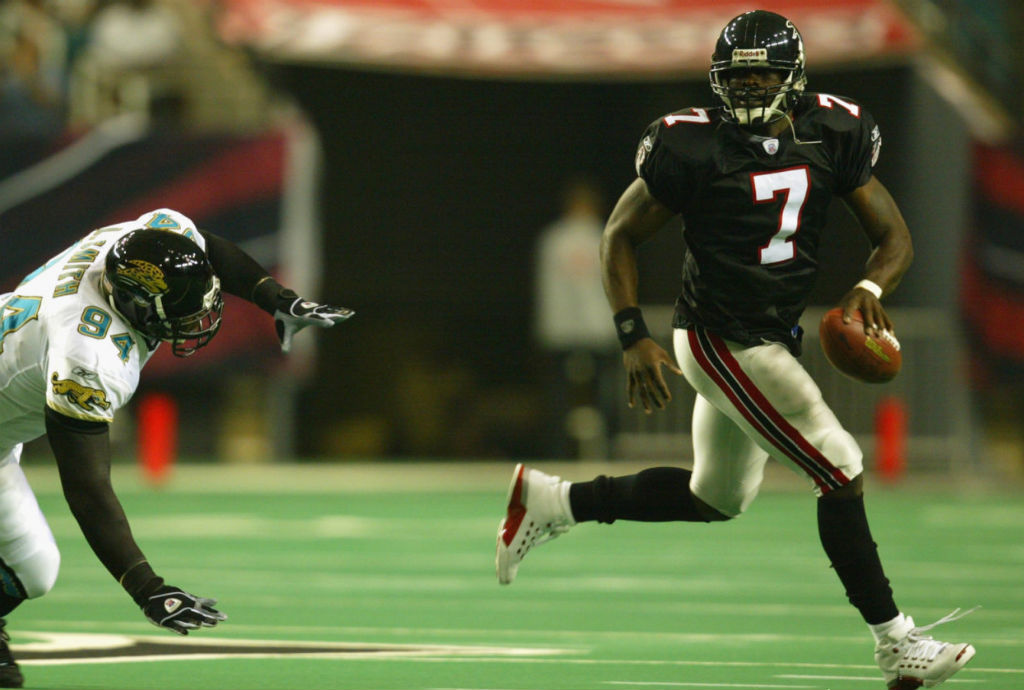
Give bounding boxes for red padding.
[137,393,178,484]
[875,396,906,483]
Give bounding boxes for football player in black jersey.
[497,10,976,689]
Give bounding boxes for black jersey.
[635,92,881,355]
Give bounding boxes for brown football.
[819,308,902,383]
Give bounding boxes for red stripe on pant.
[687,329,835,493]
[703,331,850,490]
[688,329,847,493]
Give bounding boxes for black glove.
[142,584,227,635]
[273,289,354,353]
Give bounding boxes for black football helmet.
[710,10,807,127]
[103,229,223,357]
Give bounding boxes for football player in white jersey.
[0,208,352,687]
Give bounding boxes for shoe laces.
[901,607,979,661]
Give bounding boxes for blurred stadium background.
[3,0,1023,474]
[2,1,1024,687]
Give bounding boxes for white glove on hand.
[273,291,354,352]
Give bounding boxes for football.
[818,308,902,383]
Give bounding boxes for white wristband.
[854,279,883,299]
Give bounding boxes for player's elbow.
[600,222,629,259]
[901,234,914,270]
[888,229,914,287]
[886,223,913,268]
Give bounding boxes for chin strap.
[783,111,822,146]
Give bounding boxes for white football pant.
[675,327,864,517]
[0,445,60,600]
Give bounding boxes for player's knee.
[694,495,733,522]
[821,427,863,480]
[805,426,863,495]
[16,541,60,598]
[691,484,748,520]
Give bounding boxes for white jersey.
[0,209,206,452]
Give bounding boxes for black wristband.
[119,561,164,606]
[251,277,286,316]
[613,307,651,350]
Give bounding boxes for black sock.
[0,561,27,617]
[817,493,899,624]
[0,593,22,618]
[569,467,710,523]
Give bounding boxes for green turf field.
[10,462,1023,690]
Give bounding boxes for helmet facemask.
[711,66,805,127]
[149,275,223,357]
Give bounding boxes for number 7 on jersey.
[751,166,810,265]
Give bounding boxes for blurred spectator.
[87,0,180,72]
[66,0,278,131]
[0,0,68,136]
[533,176,618,459]
[53,0,99,81]
[72,0,185,124]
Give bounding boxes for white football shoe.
[496,464,575,585]
[875,608,977,689]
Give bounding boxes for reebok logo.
[163,598,183,614]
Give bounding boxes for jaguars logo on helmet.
[119,260,169,295]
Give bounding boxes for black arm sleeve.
[44,407,162,603]
[199,230,285,315]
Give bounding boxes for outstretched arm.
[45,408,226,634]
[600,178,682,414]
[200,231,354,352]
[840,175,914,335]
